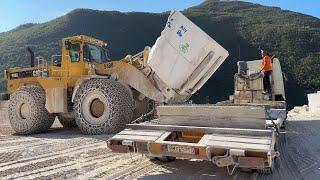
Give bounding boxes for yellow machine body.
[6,35,105,93]
[4,35,161,114]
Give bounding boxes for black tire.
[280,119,286,129]
[156,156,176,162]
[58,114,77,128]
[0,93,10,100]
[240,168,253,173]
[257,167,273,174]
[257,158,275,174]
[146,155,157,161]
[8,85,55,135]
[73,79,133,135]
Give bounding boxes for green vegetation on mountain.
[0,0,319,107]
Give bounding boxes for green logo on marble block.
[179,43,189,54]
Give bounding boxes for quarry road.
[1,116,320,179]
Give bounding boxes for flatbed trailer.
[108,105,284,175]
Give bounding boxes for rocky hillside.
[0,0,319,107]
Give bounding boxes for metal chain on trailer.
[131,109,155,124]
[270,119,280,136]
[269,109,284,136]
[227,163,239,175]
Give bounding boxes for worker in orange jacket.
[259,50,273,94]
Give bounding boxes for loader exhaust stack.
[27,47,35,67]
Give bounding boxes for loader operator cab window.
[65,41,80,63]
[51,55,62,67]
[84,44,110,64]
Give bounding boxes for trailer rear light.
[161,145,168,152]
[194,148,199,155]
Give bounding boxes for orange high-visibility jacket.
[261,55,272,73]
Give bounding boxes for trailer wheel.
[257,167,273,174]
[145,155,157,161]
[156,156,176,162]
[240,168,253,173]
[58,114,77,128]
[8,85,55,134]
[280,119,286,129]
[74,79,133,135]
[257,158,275,174]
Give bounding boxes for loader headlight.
[104,62,113,68]
[11,73,19,78]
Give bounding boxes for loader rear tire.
[0,93,10,100]
[58,114,77,128]
[73,79,133,135]
[8,85,55,135]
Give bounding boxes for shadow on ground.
[138,119,320,180]
[1,117,320,179]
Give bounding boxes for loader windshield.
[84,44,110,63]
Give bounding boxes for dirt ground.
[1,109,320,179]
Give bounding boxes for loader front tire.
[8,85,55,135]
[73,79,133,135]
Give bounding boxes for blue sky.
[0,0,319,33]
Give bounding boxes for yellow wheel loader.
[3,10,229,135]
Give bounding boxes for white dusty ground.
[1,106,320,180]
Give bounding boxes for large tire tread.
[8,85,55,135]
[73,79,133,135]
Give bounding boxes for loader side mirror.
[51,55,62,67]
[65,41,72,50]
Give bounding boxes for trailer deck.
[109,124,276,163]
[108,105,285,174]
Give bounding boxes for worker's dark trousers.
[263,70,272,93]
